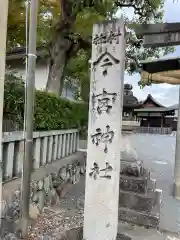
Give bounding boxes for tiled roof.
[142,94,165,107]
[134,107,173,112]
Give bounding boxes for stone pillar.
[174,86,180,199]
[83,18,126,240]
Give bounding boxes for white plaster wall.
[13,62,49,91]
[175,110,178,118]
[122,120,140,126]
[8,60,74,99]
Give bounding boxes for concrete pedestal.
[173,182,180,200]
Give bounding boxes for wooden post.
[160,114,163,128]
[83,17,126,240]
[174,86,180,199]
[161,114,163,134]
[134,22,180,199]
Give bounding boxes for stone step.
[119,190,156,212]
[120,175,148,194]
[118,207,160,228]
[120,175,156,194]
[116,233,132,240]
[147,179,156,192]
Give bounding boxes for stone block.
[5,192,20,221]
[43,175,53,194]
[0,200,8,219]
[118,207,160,228]
[142,168,151,180]
[37,191,45,211]
[116,233,132,240]
[120,175,147,194]
[119,190,155,212]
[37,179,44,191]
[173,183,180,200]
[147,179,156,192]
[56,182,73,198]
[121,161,144,177]
[58,227,83,240]
[29,203,40,219]
[153,189,162,214]
[57,227,131,240]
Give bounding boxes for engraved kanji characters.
[91,125,114,153]
[89,162,113,180]
[93,49,120,76]
[89,162,99,180]
[92,88,117,115]
[93,28,121,45]
[100,162,113,179]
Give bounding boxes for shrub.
[3,72,88,132]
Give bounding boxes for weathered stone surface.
[118,158,161,229]
[37,179,44,191]
[84,19,125,240]
[119,191,155,212]
[121,161,143,177]
[119,207,160,228]
[121,160,151,179]
[116,233,132,240]
[1,158,85,223]
[58,166,68,181]
[56,227,131,240]
[1,233,19,240]
[57,182,73,198]
[44,175,53,194]
[29,203,40,219]
[58,227,83,240]
[5,190,21,221]
[37,191,45,211]
[120,176,147,194]
[1,200,8,219]
[147,179,156,192]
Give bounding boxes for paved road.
[79,134,180,234]
[123,134,180,234]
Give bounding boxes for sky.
[119,0,180,107]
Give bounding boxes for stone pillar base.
[55,227,131,240]
[173,182,180,200]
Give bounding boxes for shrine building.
[133,94,176,129]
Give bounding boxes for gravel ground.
[27,175,180,240]
[28,178,85,239]
[28,206,84,239]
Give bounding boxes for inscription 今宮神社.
[83,18,126,240]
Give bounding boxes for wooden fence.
[134,127,172,135]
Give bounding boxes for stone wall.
[1,157,86,223]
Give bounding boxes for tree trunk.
[46,33,73,97]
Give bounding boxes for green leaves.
[7,0,176,92]
[4,72,88,131]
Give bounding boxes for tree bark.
[45,0,91,97]
[46,32,73,97]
